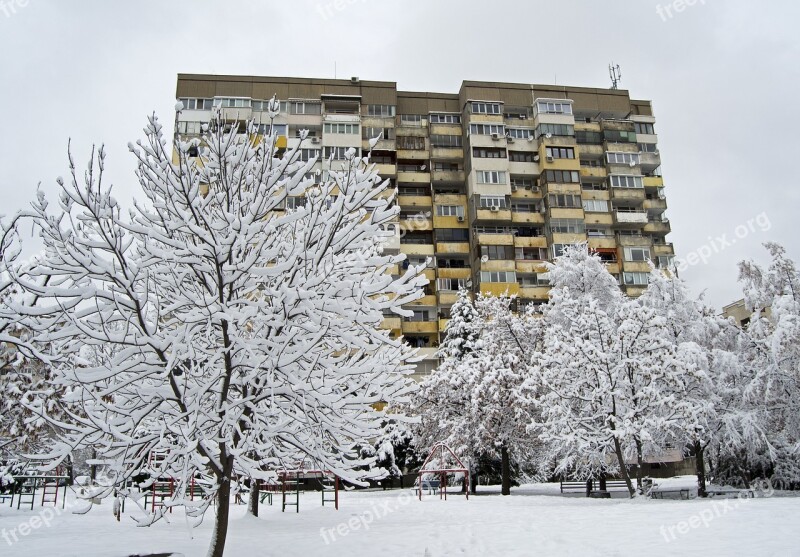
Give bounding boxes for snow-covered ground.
[1,482,798,556]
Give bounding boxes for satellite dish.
[527,136,534,142]
[545,133,552,139]
[419,164,427,171]
[533,155,540,162]
[629,160,637,167]
[480,255,489,263]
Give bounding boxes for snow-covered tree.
[735,243,800,485]
[415,291,540,495]
[5,104,426,557]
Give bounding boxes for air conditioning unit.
[546,155,554,162]
[531,185,541,193]
[457,215,465,222]
[511,185,518,192]
[490,206,500,212]
[507,136,514,143]
[491,133,500,140]
[518,114,526,120]
[311,137,320,144]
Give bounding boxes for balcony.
[611,188,646,203]
[475,232,514,246]
[481,260,516,273]
[373,163,396,178]
[514,236,547,248]
[430,147,464,160]
[409,294,438,307]
[363,139,396,152]
[379,317,402,331]
[653,243,675,255]
[639,152,661,173]
[398,195,432,208]
[474,207,512,222]
[512,212,545,225]
[432,169,465,183]
[480,282,520,297]
[584,213,613,226]
[515,260,548,274]
[402,320,438,334]
[588,237,617,250]
[643,176,664,188]
[438,291,459,306]
[436,242,470,254]
[615,211,648,225]
[580,167,607,179]
[518,286,551,300]
[616,234,651,247]
[577,144,604,157]
[439,318,450,332]
[438,267,471,279]
[643,197,667,213]
[644,218,671,235]
[400,243,435,256]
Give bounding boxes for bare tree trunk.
[247,480,259,517]
[612,436,635,498]
[694,440,707,498]
[501,445,511,496]
[207,465,233,557]
[471,471,478,495]
[599,469,607,491]
[634,438,644,492]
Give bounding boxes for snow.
[1,485,797,556]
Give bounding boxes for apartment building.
[175,74,675,379]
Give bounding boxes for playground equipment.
[416,442,470,501]
[276,469,339,512]
[143,452,206,513]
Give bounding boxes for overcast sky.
[1,0,797,311]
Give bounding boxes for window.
[286,197,306,210]
[398,186,428,196]
[582,199,609,212]
[504,107,530,120]
[435,228,469,242]
[535,123,574,138]
[324,146,353,160]
[432,162,462,171]
[510,177,535,188]
[431,134,463,148]
[509,151,535,163]
[606,152,640,165]
[404,310,435,322]
[623,272,649,286]
[479,196,507,208]
[544,170,580,183]
[436,205,464,217]
[515,247,548,260]
[514,226,544,237]
[656,255,675,269]
[252,100,287,112]
[511,202,541,213]
[289,101,322,115]
[256,123,287,135]
[471,102,501,114]
[472,147,506,158]
[480,245,513,260]
[518,273,550,286]
[473,225,513,235]
[480,271,516,283]
[634,122,655,135]
[324,123,359,134]
[536,100,572,115]
[438,258,468,268]
[437,278,467,291]
[469,123,505,136]
[178,98,213,110]
[603,130,636,143]
[397,136,426,150]
[298,149,320,162]
[552,243,576,258]
[476,171,506,184]
[638,143,658,153]
[507,128,533,139]
[624,247,651,262]
[548,193,582,208]
[609,175,644,188]
[594,248,617,263]
[429,113,461,124]
[363,127,395,140]
[582,182,608,191]
[177,121,203,134]
[546,147,575,159]
[213,98,252,108]
[576,130,603,144]
[587,228,613,238]
[367,104,396,117]
[550,219,585,234]
[399,114,422,126]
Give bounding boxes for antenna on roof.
[609,63,622,90]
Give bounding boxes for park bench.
[420,479,440,494]
[560,480,629,496]
[650,488,691,500]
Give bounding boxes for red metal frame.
[417,442,470,501]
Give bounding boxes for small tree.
[7,105,425,557]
